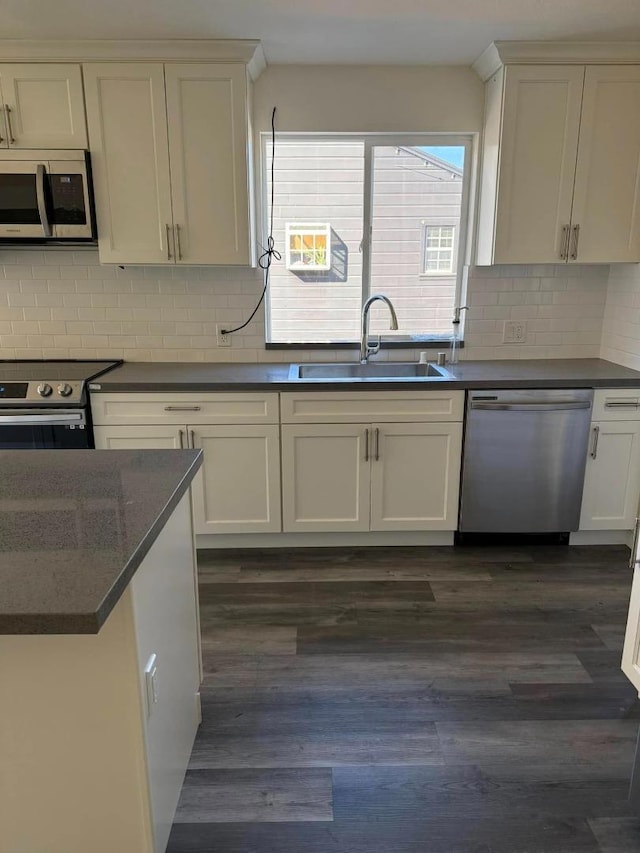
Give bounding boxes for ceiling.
[2,0,640,65]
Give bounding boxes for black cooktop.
[0,360,122,382]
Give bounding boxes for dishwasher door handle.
[470,401,592,411]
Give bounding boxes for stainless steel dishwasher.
[459,389,593,533]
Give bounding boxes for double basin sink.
[288,362,453,381]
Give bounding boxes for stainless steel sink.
[288,362,453,381]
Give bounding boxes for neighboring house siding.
[267,141,463,343]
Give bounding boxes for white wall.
[601,264,640,370]
[253,65,484,134]
[0,64,613,362]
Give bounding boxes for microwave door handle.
[36,163,52,237]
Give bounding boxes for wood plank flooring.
[167,544,640,853]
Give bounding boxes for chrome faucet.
[360,294,399,363]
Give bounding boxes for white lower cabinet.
[190,425,281,534]
[623,530,640,695]
[281,421,463,533]
[579,390,640,531]
[281,424,371,532]
[580,420,640,530]
[370,422,463,532]
[93,414,282,535]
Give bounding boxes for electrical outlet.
[216,323,232,347]
[503,320,527,344]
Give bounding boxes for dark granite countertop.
[90,358,640,392]
[0,449,202,635]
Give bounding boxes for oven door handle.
[36,163,52,238]
[0,413,84,425]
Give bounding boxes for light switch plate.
[503,320,527,344]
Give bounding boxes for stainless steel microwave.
[0,150,96,241]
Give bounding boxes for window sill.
[265,338,463,351]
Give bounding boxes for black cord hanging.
[221,107,280,337]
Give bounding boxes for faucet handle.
[367,335,381,357]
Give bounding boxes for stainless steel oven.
[0,150,95,241]
[0,409,90,449]
[0,361,121,449]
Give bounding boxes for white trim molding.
[0,39,267,79]
[474,41,640,81]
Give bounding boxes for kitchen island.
[0,449,203,853]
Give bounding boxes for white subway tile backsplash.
[0,249,612,362]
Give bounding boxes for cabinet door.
[0,64,87,149]
[370,422,463,531]
[623,556,640,695]
[570,66,640,263]
[579,420,640,530]
[83,63,174,264]
[190,425,281,534]
[281,424,370,532]
[93,424,184,450]
[493,65,584,264]
[165,63,252,265]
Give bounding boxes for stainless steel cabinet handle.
[4,106,15,144]
[604,401,640,409]
[178,429,185,448]
[175,224,183,260]
[166,224,173,261]
[189,429,195,448]
[590,425,600,459]
[164,405,201,411]
[375,427,380,461]
[471,401,591,411]
[364,428,369,462]
[570,224,580,260]
[630,517,640,569]
[559,225,570,260]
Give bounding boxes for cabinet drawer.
[592,389,640,421]
[280,391,464,424]
[90,392,279,425]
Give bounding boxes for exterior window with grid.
[423,225,455,274]
[285,223,332,271]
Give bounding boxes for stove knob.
[57,383,73,397]
[37,383,53,397]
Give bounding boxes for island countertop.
[89,358,640,392]
[0,449,202,635]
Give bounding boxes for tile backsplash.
[0,248,611,362]
[601,264,640,372]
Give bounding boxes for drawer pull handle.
[604,401,640,409]
[364,428,369,462]
[164,406,201,411]
[590,425,600,459]
[375,427,380,461]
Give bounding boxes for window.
[423,225,456,274]
[286,223,332,270]
[264,136,471,344]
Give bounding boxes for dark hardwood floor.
[167,545,640,853]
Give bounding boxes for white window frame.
[421,224,457,275]
[262,132,475,345]
[285,222,332,271]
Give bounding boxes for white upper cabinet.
[0,63,87,149]
[477,60,640,265]
[84,60,254,266]
[83,63,174,265]
[165,64,251,265]
[571,66,640,264]
[487,66,584,265]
